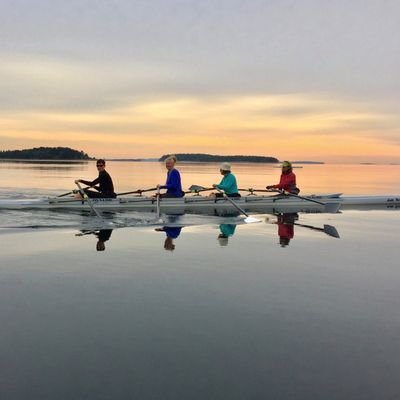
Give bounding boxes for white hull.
[0,194,399,213]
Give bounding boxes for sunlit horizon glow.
[1,1,399,163]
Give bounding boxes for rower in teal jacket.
[212,162,240,197]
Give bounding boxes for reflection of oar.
[214,187,260,224]
[117,187,157,196]
[75,231,96,237]
[293,222,340,238]
[265,216,340,238]
[75,181,103,219]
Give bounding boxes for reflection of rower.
[277,213,298,247]
[95,229,113,251]
[217,224,237,246]
[76,229,113,251]
[155,226,182,251]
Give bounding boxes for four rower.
[266,160,300,194]
[75,157,300,198]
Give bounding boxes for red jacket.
[278,222,294,240]
[271,172,298,193]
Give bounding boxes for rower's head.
[281,160,292,174]
[220,162,231,175]
[279,237,291,247]
[217,233,229,246]
[164,237,175,251]
[96,241,106,251]
[165,155,177,171]
[96,159,106,170]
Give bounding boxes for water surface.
[1,161,400,399]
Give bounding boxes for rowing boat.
[0,193,399,213]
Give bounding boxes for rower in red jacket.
[266,161,300,194]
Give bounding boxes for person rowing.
[266,160,300,194]
[75,159,116,198]
[211,162,241,197]
[156,155,184,198]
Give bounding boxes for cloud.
[1,91,399,161]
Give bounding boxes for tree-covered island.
[159,153,279,163]
[0,147,93,160]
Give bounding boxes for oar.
[75,181,103,219]
[116,187,157,196]
[259,188,340,213]
[57,186,90,197]
[188,185,214,193]
[57,190,74,198]
[155,187,163,222]
[214,187,260,224]
[281,191,340,213]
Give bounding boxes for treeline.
[159,153,279,163]
[0,147,92,160]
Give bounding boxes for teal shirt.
[219,224,237,237]
[216,172,238,195]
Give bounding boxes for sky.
[0,0,399,163]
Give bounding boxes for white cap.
[220,162,231,171]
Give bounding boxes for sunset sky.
[1,0,399,163]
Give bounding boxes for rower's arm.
[216,174,234,192]
[79,177,100,187]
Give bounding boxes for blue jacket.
[162,226,182,239]
[160,168,184,197]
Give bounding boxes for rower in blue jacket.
[157,155,184,198]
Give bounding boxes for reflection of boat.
[0,193,399,213]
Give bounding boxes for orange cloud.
[1,94,399,162]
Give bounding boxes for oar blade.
[189,184,206,192]
[244,216,261,224]
[323,224,340,238]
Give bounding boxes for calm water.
[1,161,400,400]
[1,160,400,196]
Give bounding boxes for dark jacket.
[80,170,116,197]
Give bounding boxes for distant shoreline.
[0,158,325,165]
[0,147,92,160]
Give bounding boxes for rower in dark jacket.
[75,159,116,198]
